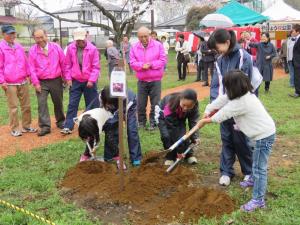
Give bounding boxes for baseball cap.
[73,27,86,41]
[1,25,16,34]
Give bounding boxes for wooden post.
[118,97,125,191]
[116,59,126,191]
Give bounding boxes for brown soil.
[60,158,235,225]
[0,69,288,159]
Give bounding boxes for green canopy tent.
[216,0,269,26]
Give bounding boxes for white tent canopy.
[262,0,300,21]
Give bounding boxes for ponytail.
[208,29,237,54]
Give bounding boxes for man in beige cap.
[61,27,100,134]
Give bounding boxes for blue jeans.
[64,79,98,130]
[288,61,295,87]
[252,134,275,200]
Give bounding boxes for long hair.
[168,89,197,112]
[208,29,236,54]
[78,114,100,144]
[223,70,253,100]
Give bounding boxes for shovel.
[86,141,104,161]
[166,143,199,173]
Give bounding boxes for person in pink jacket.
[130,26,167,130]
[61,27,100,134]
[0,25,36,137]
[29,29,66,136]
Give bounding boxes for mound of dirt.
[60,160,235,225]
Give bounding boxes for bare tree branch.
[87,0,118,30]
[26,0,114,33]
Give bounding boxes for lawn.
[0,77,299,225]
[0,50,195,125]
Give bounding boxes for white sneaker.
[219,175,231,186]
[243,174,251,181]
[187,156,198,165]
[164,160,175,166]
[11,130,22,137]
[60,128,72,135]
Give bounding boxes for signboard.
[110,70,126,98]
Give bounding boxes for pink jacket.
[0,40,29,84]
[130,39,167,82]
[28,42,66,86]
[65,41,100,83]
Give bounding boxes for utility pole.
[150,0,154,31]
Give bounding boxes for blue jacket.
[87,89,142,161]
[210,44,253,101]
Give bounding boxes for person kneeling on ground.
[197,70,276,212]
[76,86,142,167]
[155,89,200,166]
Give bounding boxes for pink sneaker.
[80,155,91,162]
[113,156,127,170]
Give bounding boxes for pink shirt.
[65,41,100,83]
[28,42,66,86]
[130,38,167,82]
[0,40,29,84]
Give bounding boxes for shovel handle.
[168,124,200,151]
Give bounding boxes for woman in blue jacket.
[208,29,253,186]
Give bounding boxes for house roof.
[156,14,186,27]
[52,2,128,14]
[0,16,24,24]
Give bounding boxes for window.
[85,11,93,21]
[115,12,122,21]
[5,8,11,16]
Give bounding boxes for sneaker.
[60,128,72,135]
[164,160,175,166]
[240,175,254,188]
[113,156,127,170]
[240,199,266,212]
[11,130,22,137]
[187,156,198,165]
[132,160,141,167]
[22,127,37,133]
[219,175,231,186]
[80,154,91,162]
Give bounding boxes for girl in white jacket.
[197,69,276,212]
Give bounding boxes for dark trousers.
[64,79,98,130]
[294,66,300,95]
[177,56,187,80]
[282,57,289,73]
[203,61,214,83]
[36,77,65,131]
[264,81,270,91]
[165,122,193,161]
[220,118,252,177]
[196,61,203,81]
[137,80,161,126]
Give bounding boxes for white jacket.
[74,108,113,134]
[175,41,189,59]
[205,92,276,140]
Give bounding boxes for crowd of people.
[1,22,300,213]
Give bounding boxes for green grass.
[1,77,300,224]
[0,50,194,126]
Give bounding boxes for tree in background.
[21,0,152,46]
[185,5,215,31]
